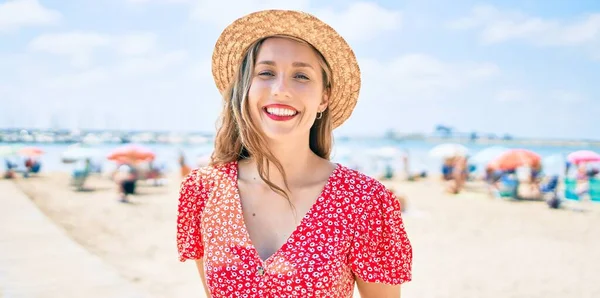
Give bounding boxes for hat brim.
[211,9,361,129]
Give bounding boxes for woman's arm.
[355,276,401,298]
[195,259,211,298]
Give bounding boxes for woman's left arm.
[355,276,401,298]
[349,183,412,298]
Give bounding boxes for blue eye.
[258,71,274,77]
[295,73,309,80]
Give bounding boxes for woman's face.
[247,37,328,140]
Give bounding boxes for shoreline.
[404,136,600,148]
[2,133,599,149]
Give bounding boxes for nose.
[271,76,291,98]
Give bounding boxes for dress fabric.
[177,161,412,298]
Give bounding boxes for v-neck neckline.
[231,160,340,266]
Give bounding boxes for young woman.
[177,9,412,297]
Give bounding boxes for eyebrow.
[256,60,315,70]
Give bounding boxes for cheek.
[294,84,324,108]
[247,82,261,107]
[247,81,265,120]
[248,79,269,101]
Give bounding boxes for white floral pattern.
[177,161,412,298]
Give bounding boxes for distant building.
[434,125,453,138]
[470,132,479,141]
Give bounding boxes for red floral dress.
[177,161,412,298]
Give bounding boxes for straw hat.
[211,9,361,129]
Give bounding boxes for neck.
[246,135,321,188]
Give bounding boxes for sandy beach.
[7,171,600,298]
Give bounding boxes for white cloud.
[495,89,531,102]
[550,90,587,103]
[329,54,501,136]
[42,50,188,89]
[186,58,212,81]
[494,89,588,104]
[314,2,401,42]
[187,1,401,42]
[449,5,600,47]
[43,68,111,89]
[3,51,218,131]
[28,32,111,68]
[115,50,188,76]
[0,83,9,97]
[126,0,190,3]
[189,0,310,28]
[27,32,163,68]
[359,53,499,101]
[115,33,158,56]
[24,31,189,91]
[0,0,61,32]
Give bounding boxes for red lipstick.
[263,104,299,121]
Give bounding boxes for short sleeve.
[176,169,206,262]
[349,183,413,284]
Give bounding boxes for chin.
[261,125,308,141]
[262,128,297,140]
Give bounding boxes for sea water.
[2,139,594,178]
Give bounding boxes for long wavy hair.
[210,35,334,203]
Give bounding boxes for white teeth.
[266,107,297,116]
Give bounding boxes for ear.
[319,92,329,112]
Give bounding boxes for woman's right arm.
[176,169,210,295]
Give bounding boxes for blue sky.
[1,0,599,139]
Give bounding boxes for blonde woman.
[177,10,412,297]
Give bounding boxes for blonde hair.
[210,35,334,202]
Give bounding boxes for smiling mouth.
[263,106,299,121]
[264,107,299,116]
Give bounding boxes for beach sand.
[9,171,600,298]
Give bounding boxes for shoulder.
[182,161,236,186]
[334,164,400,214]
[335,164,392,197]
[179,161,237,199]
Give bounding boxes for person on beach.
[575,164,590,198]
[444,156,467,194]
[176,9,412,298]
[178,152,191,178]
[441,157,454,181]
[114,163,137,203]
[484,167,503,197]
[515,166,542,200]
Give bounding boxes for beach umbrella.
[429,143,469,159]
[107,144,155,163]
[61,145,101,163]
[18,146,44,157]
[470,146,509,165]
[567,150,600,165]
[488,149,541,171]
